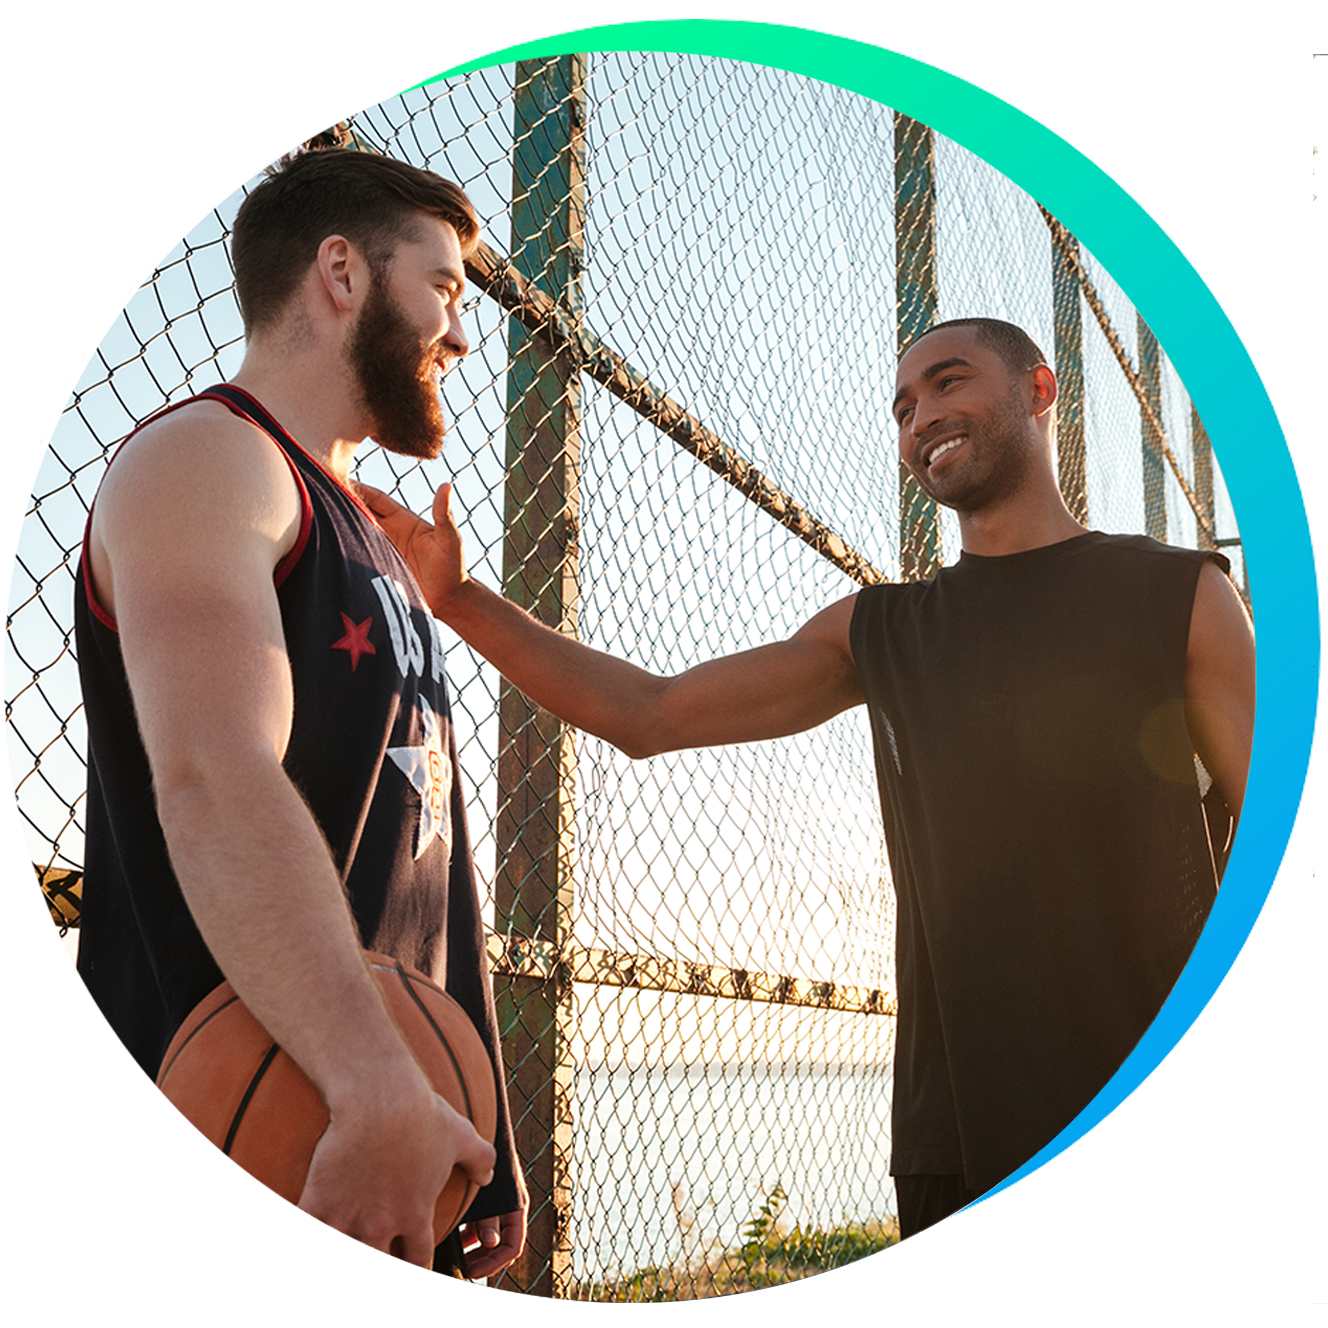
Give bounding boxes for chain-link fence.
[6,50,1244,1301]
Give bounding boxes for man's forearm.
[436,577,865,757]
[154,750,501,1261]
[438,577,670,758]
[156,754,425,1104]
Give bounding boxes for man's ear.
[315,235,361,313]
[1029,363,1058,418]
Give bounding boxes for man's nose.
[908,396,943,447]
[443,306,469,359]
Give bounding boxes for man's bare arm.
[1184,558,1256,827]
[91,408,494,1264]
[358,481,865,757]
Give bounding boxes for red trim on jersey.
[80,521,119,632]
[212,384,381,524]
[190,389,315,587]
[79,388,317,632]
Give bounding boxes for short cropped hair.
[903,318,1048,379]
[231,146,480,336]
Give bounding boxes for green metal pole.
[1137,316,1167,542]
[1192,405,1216,552]
[1051,230,1089,526]
[492,52,585,1298]
[894,112,941,581]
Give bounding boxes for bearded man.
[361,317,1256,1241]
[74,146,526,1276]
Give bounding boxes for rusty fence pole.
[893,112,941,581]
[1051,227,1089,526]
[492,52,586,1298]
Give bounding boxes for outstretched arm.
[357,481,865,757]
[1184,558,1256,829]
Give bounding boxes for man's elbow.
[590,721,665,761]
[584,677,675,759]
[149,744,287,837]
[616,736,664,761]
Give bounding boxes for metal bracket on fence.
[486,932,896,1017]
[1039,207,1224,553]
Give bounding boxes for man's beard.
[346,274,448,460]
[915,383,1035,514]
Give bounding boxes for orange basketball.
[155,952,498,1246]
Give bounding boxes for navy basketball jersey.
[74,384,518,1217]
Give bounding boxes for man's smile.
[922,433,968,470]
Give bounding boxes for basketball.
[155,952,498,1247]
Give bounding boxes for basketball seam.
[223,1042,281,1156]
[157,993,241,1085]
[390,960,474,1119]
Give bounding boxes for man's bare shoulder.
[790,591,864,701]
[97,399,297,517]
[89,398,304,616]
[793,591,861,652]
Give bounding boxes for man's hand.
[458,1197,529,1280]
[298,1080,496,1267]
[356,479,467,617]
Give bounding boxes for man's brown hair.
[231,146,480,336]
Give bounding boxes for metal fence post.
[1192,406,1217,552]
[894,112,941,581]
[1051,230,1089,525]
[1137,315,1167,541]
[492,52,586,1298]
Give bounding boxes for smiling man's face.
[347,215,470,461]
[892,325,1040,514]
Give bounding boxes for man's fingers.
[292,1216,432,1306]
[392,1222,441,1268]
[356,483,404,531]
[463,1209,527,1279]
[433,480,456,531]
[351,479,391,512]
[459,1216,501,1252]
[432,1093,496,1186]
[385,1232,435,1296]
[458,1134,497,1189]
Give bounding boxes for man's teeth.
[928,436,966,467]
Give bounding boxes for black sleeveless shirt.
[850,532,1225,1193]
[74,385,518,1219]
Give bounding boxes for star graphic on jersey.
[386,696,450,860]
[332,614,377,671]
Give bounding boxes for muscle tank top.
[73,384,518,1218]
[849,532,1225,1192]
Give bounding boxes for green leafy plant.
[573,1182,900,1301]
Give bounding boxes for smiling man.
[361,315,1255,1239]
[75,145,526,1277]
